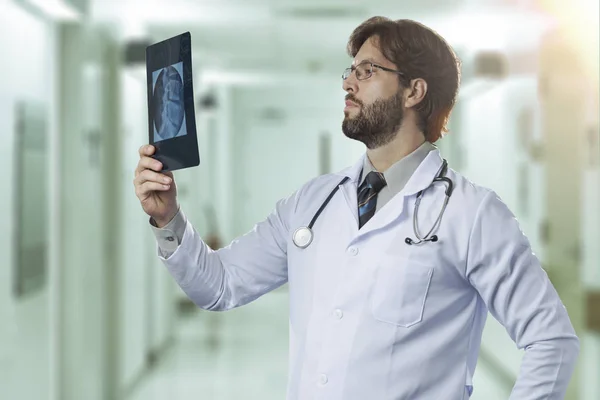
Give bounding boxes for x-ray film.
[146,32,200,172]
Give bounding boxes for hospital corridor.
[0,0,598,399]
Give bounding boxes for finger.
[136,145,156,176]
[139,144,155,157]
[136,181,171,197]
[144,157,162,172]
[137,169,172,186]
[135,156,163,178]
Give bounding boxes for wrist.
[154,205,179,228]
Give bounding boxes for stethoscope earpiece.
[404,234,439,246]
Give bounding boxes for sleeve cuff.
[149,206,187,254]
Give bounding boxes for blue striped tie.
[357,171,387,228]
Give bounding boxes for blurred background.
[0,0,598,399]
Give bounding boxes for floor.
[128,287,512,400]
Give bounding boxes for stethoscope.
[292,159,453,249]
[404,159,453,245]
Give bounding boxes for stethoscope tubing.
[293,160,452,248]
[307,176,350,230]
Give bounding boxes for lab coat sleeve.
[158,189,297,311]
[465,190,580,399]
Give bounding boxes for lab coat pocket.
[370,260,433,327]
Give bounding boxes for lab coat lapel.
[355,150,445,238]
[334,154,365,229]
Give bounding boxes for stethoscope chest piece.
[293,226,314,249]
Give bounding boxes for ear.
[404,78,427,108]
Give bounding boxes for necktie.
[357,171,387,229]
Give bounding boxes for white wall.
[58,24,109,400]
[119,68,152,390]
[581,166,600,399]
[119,66,177,390]
[0,3,57,399]
[580,93,600,400]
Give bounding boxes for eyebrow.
[354,57,382,66]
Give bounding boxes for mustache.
[345,95,363,106]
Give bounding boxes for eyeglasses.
[342,61,405,81]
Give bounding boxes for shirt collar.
[358,141,438,192]
[334,142,443,198]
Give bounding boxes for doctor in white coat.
[134,17,579,400]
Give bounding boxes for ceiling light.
[22,0,82,21]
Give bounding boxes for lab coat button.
[318,374,328,385]
[166,236,175,242]
[347,247,358,256]
[334,309,343,319]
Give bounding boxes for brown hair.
[347,17,461,143]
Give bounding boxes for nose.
[342,70,358,94]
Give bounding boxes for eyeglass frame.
[342,61,406,81]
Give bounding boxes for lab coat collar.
[334,153,367,185]
[400,148,445,197]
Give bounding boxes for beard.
[342,91,405,149]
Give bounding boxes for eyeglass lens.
[343,63,372,80]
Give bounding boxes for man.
[134,17,579,399]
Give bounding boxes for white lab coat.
[158,148,579,400]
